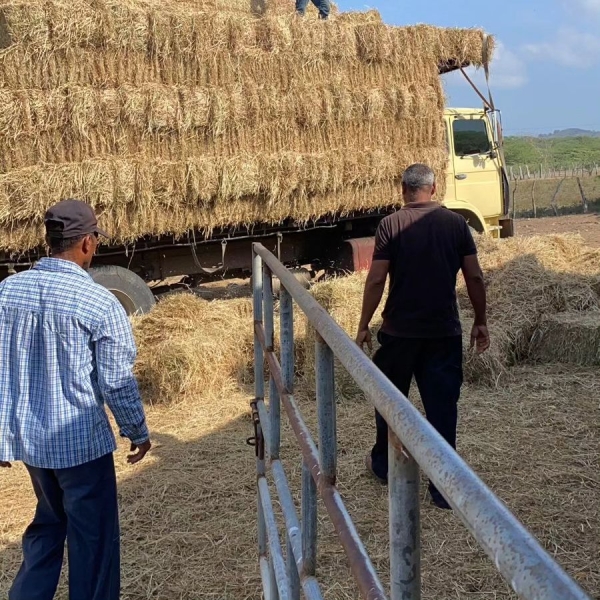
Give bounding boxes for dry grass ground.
[2,234,600,598]
[1,365,598,599]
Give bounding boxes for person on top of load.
[355,163,489,510]
[0,199,151,600]
[296,0,330,20]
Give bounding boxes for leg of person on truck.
[295,0,330,20]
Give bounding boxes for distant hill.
[539,129,600,139]
[504,136,600,167]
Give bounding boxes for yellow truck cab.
[443,108,513,238]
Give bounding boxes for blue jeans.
[371,332,463,498]
[296,0,330,19]
[9,453,120,600]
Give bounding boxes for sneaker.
[365,455,387,485]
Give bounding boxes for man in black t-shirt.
[355,163,489,509]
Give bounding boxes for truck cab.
[443,107,512,237]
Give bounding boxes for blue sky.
[336,0,600,136]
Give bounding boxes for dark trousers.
[296,0,330,19]
[9,453,120,600]
[371,332,463,498]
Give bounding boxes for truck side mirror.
[489,149,498,159]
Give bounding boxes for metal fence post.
[263,265,280,459]
[253,248,264,404]
[315,333,336,485]
[301,463,317,577]
[280,286,300,598]
[257,425,275,600]
[389,429,420,600]
[280,287,294,393]
[287,535,301,600]
[254,249,278,599]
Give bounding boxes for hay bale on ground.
[133,293,253,403]
[459,234,600,357]
[529,312,600,366]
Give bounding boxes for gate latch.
[247,400,265,460]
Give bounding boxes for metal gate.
[250,242,590,600]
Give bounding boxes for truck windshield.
[453,119,491,156]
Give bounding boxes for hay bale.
[0,150,442,252]
[528,313,600,366]
[0,0,493,253]
[459,234,600,359]
[0,82,444,172]
[132,293,253,403]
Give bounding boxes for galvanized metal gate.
[250,242,591,600]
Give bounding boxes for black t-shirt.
[373,202,477,338]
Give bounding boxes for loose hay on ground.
[1,368,597,599]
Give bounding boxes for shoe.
[365,455,387,485]
[429,490,452,510]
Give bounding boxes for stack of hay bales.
[0,0,491,253]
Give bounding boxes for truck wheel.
[272,268,312,296]
[89,265,156,315]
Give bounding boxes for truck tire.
[89,265,156,315]
[272,268,312,296]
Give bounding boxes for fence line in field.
[508,164,600,181]
[511,173,594,218]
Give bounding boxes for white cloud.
[445,41,527,90]
[564,0,600,16]
[524,28,600,68]
[488,42,529,89]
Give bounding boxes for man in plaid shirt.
[0,199,151,600]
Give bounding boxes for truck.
[0,105,511,315]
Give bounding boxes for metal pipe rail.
[251,243,591,600]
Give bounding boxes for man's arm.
[461,254,490,354]
[356,259,390,351]
[93,302,151,464]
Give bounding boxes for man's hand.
[127,440,152,465]
[356,328,373,352]
[470,324,490,354]
[0,461,11,468]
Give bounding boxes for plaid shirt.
[0,258,149,469]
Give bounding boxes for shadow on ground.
[1,370,598,599]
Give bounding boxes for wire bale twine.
[0,0,493,253]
